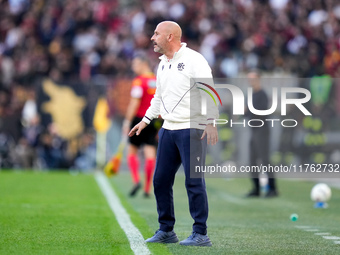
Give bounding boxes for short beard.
[155,47,165,54]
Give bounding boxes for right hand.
[128,121,148,137]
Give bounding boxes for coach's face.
[151,23,168,54]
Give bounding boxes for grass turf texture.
[0,171,170,255]
[0,171,137,255]
[1,170,340,255]
[112,172,340,255]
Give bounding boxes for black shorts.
[129,117,162,147]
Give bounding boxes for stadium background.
[0,0,340,171]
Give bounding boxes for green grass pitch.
[1,170,340,254]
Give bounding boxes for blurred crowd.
[0,0,340,169]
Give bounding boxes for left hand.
[201,124,218,145]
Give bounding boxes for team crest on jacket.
[177,63,185,71]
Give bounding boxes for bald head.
[151,21,182,59]
[158,21,182,41]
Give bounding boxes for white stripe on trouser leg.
[95,172,151,255]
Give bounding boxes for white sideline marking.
[219,193,246,205]
[95,172,151,255]
[296,226,340,246]
[323,236,340,240]
[315,233,331,235]
[295,226,312,229]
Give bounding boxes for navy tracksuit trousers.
[153,128,208,235]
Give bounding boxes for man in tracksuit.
[129,21,219,246]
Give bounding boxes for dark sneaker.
[144,192,150,198]
[179,232,212,246]
[129,182,141,197]
[145,230,179,243]
[264,189,279,198]
[245,189,260,198]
